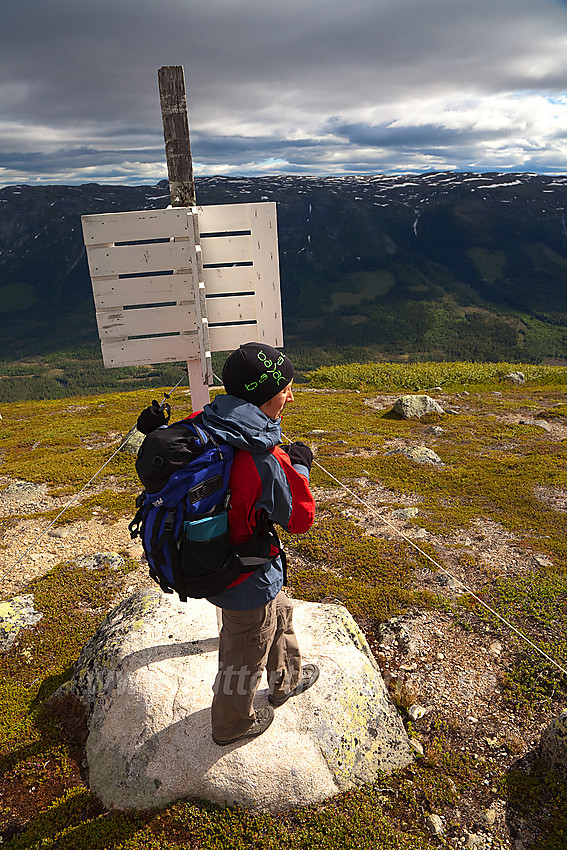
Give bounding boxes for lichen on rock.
[120,425,145,456]
[387,446,444,465]
[0,594,43,651]
[540,708,567,776]
[74,552,126,572]
[2,480,48,501]
[68,590,413,812]
[392,395,445,419]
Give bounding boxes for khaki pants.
[211,591,302,742]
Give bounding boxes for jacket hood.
[200,394,282,452]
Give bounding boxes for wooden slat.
[83,201,282,365]
[209,323,258,352]
[82,208,193,244]
[206,294,256,325]
[101,333,199,367]
[86,241,195,277]
[92,274,194,309]
[96,304,198,339]
[195,203,252,234]
[199,233,252,266]
[250,204,283,346]
[202,265,255,295]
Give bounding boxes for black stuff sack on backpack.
[128,419,242,601]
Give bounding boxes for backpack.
[128,418,243,601]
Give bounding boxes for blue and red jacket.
[194,394,315,610]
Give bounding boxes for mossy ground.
[2,364,567,847]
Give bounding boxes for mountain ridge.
[1,172,567,362]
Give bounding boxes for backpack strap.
[232,510,287,581]
[162,508,189,604]
[148,566,174,595]
[128,494,173,594]
[190,418,231,464]
[146,505,173,592]
[265,520,288,586]
[149,506,189,603]
[128,491,146,540]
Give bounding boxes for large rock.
[540,709,567,776]
[69,588,413,812]
[392,395,444,419]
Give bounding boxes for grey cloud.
[192,133,321,159]
[326,121,509,150]
[1,146,165,171]
[1,0,567,183]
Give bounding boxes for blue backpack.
[128,418,242,601]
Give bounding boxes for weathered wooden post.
[158,65,196,208]
[158,65,210,410]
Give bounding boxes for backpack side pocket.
[180,513,241,597]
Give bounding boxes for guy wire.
[3,371,565,680]
[281,430,567,679]
[0,433,132,585]
[0,370,189,590]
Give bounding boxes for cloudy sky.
[1,0,567,185]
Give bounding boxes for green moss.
[306,410,567,554]
[286,511,435,620]
[494,573,567,631]
[0,387,191,487]
[4,375,567,846]
[0,556,131,752]
[7,785,441,849]
[536,404,567,422]
[6,787,142,849]
[490,571,567,710]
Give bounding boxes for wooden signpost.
[81,66,283,411]
[158,65,196,207]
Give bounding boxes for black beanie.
[221,342,294,407]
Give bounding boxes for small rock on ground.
[387,446,444,465]
[392,395,444,419]
[0,594,42,651]
[2,481,48,501]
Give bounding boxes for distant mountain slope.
[1,173,567,361]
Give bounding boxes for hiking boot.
[212,706,275,746]
[268,663,320,707]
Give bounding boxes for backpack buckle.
[188,474,223,504]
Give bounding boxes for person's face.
[259,381,294,420]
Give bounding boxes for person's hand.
[283,440,313,471]
[136,401,171,435]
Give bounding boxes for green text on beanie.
[221,342,294,407]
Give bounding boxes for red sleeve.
[272,446,315,534]
[228,447,315,545]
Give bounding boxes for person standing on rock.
[201,343,319,745]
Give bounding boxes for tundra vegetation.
[1,361,567,848]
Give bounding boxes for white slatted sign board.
[81,202,283,368]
